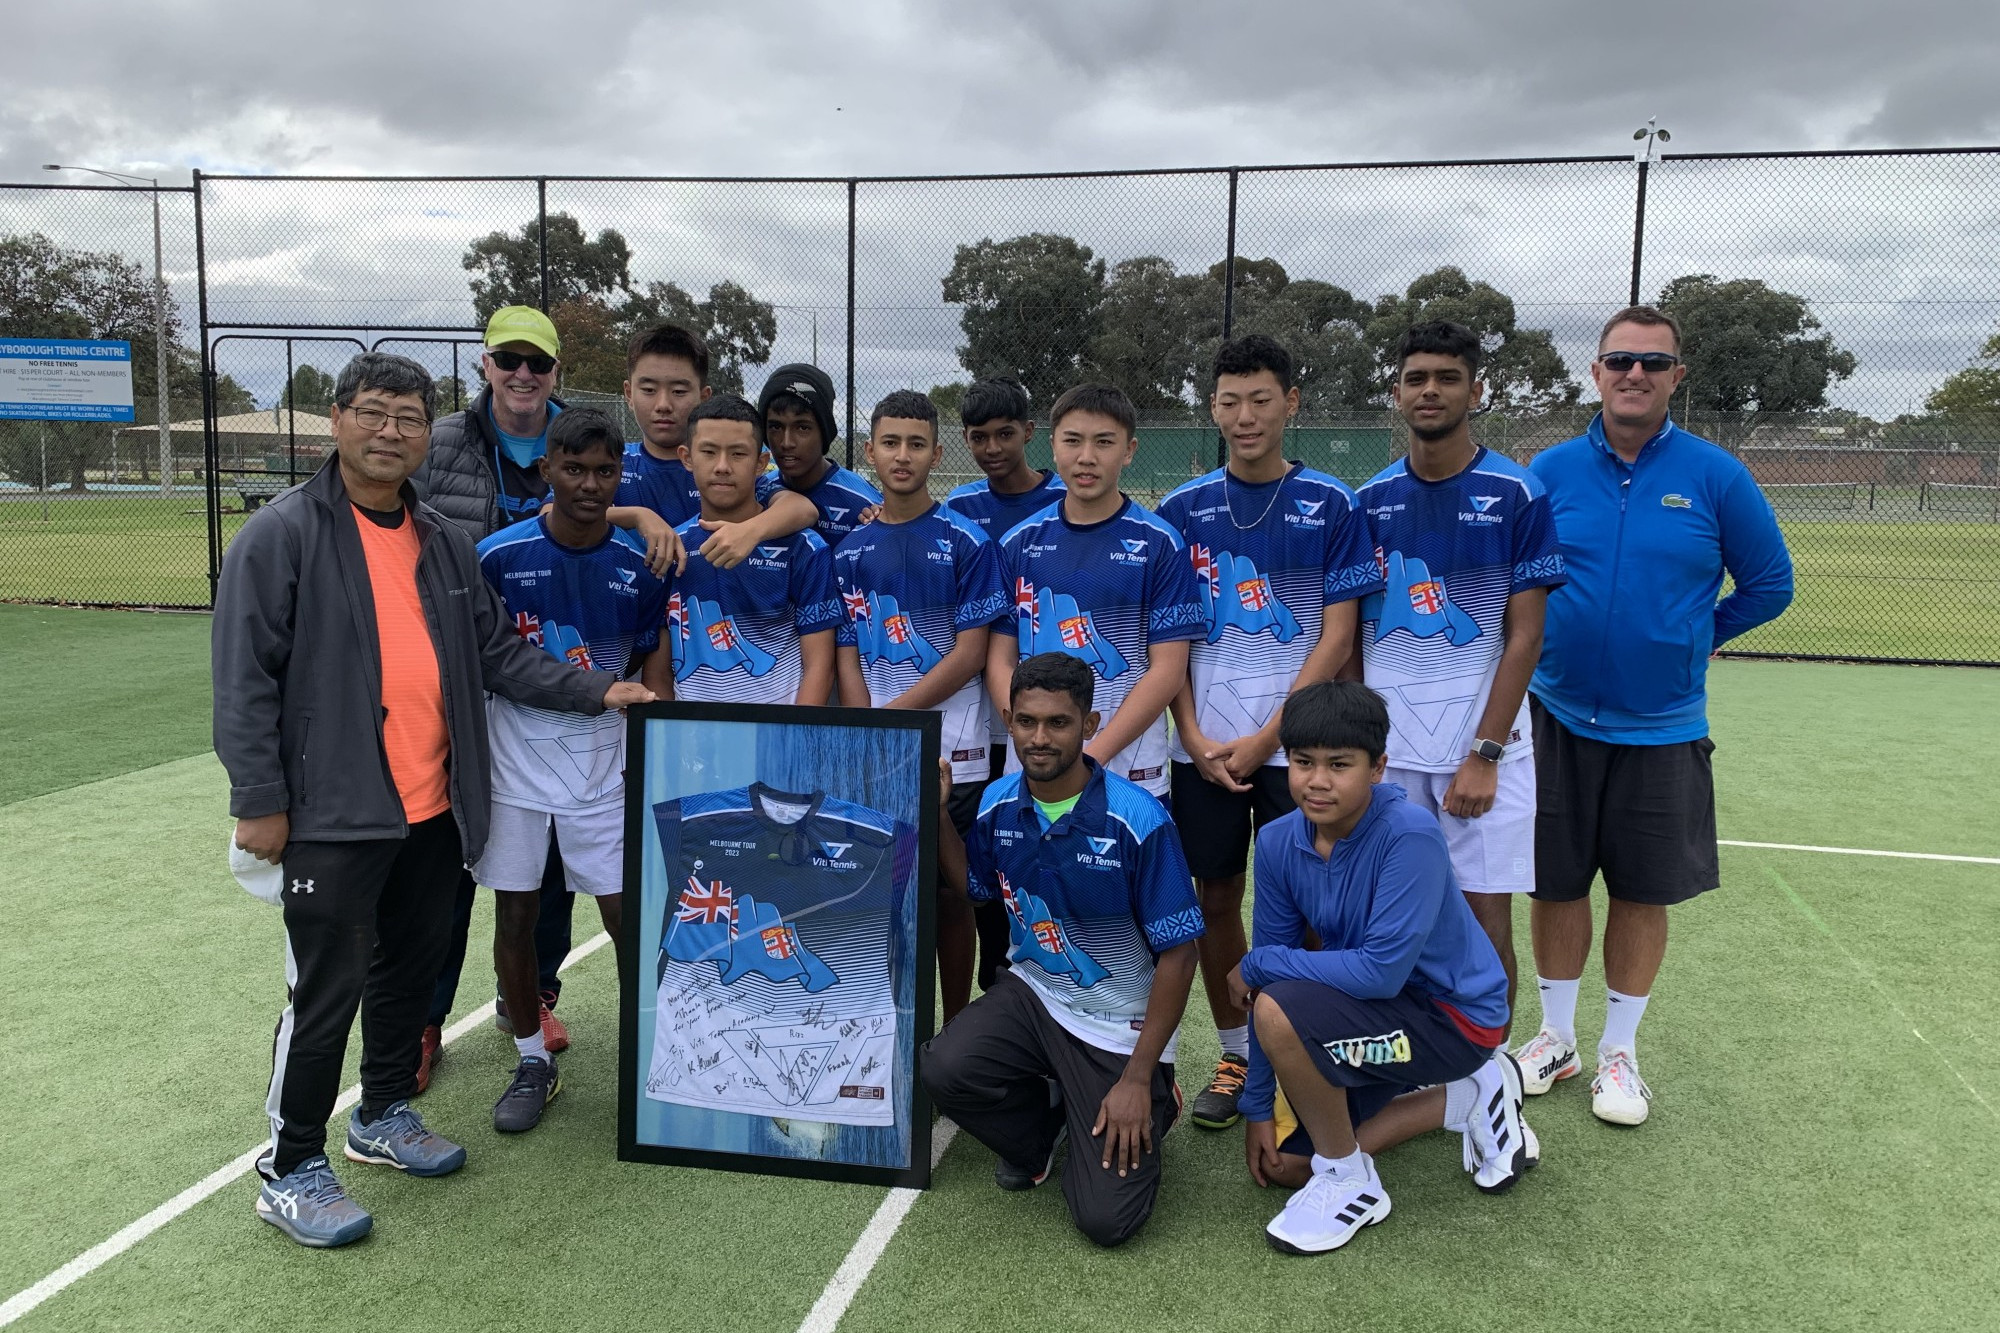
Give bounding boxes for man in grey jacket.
[215,351,653,1248]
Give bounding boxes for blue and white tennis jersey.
[1156,465,1383,768]
[476,517,669,811]
[831,504,1009,783]
[648,783,916,1125]
[968,761,1203,1057]
[667,517,841,704]
[1357,448,1567,771]
[993,498,1206,795]
[792,462,883,547]
[615,443,781,527]
[943,470,1066,540]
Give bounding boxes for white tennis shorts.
[1386,759,1536,895]
[473,800,624,897]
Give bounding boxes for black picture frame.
[618,700,940,1190]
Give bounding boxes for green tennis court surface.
[4,609,1995,1331]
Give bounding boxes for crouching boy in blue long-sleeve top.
[1228,681,1536,1256]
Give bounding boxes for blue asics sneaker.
[344,1100,467,1177]
[255,1156,372,1248]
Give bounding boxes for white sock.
[1536,976,1581,1045]
[1442,1071,1484,1133]
[515,1031,548,1063]
[1310,1147,1369,1181]
[1218,1025,1250,1061]
[1600,988,1650,1058]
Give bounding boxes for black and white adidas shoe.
[1462,1052,1530,1194]
[1265,1156,1391,1255]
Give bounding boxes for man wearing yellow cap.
[410,305,676,1084]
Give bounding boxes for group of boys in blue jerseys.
[427,300,1793,1257]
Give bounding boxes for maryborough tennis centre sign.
[0,338,135,422]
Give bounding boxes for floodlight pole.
[46,164,174,495]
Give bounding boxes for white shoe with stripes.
[1461,1052,1530,1193]
[1265,1156,1391,1255]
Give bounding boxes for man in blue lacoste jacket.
[1514,305,1792,1129]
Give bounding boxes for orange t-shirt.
[351,504,451,823]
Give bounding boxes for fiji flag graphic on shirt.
[998,872,1109,988]
[1018,585,1131,680]
[1365,550,1481,646]
[667,591,779,681]
[1190,544,1301,645]
[849,590,944,673]
[664,875,838,993]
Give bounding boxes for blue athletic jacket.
[1528,415,1793,745]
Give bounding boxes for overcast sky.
[5,1,2000,416]
[7,0,1999,181]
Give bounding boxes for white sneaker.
[1265,1157,1391,1255]
[1459,1053,1530,1193]
[1592,1048,1652,1126]
[1522,1120,1540,1169]
[1514,1027,1582,1096]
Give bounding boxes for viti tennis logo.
[826,507,850,523]
[816,840,859,868]
[616,567,638,583]
[1459,494,1504,525]
[1295,499,1324,517]
[1470,496,1501,513]
[1122,539,1146,553]
[758,546,785,560]
[1087,836,1116,855]
[1078,835,1122,868]
[1111,537,1149,563]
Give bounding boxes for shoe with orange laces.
[415,1024,444,1094]
[1190,1053,1249,1130]
[1591,1047,1652,1126]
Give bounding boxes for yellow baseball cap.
[484,305,561,358]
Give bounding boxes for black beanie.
[757,363,838,452]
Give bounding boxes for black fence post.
[193,168,222,606]
[1629,158,1649,306]
[1219,167,1240,469]
[846,178,858,467]
[536,177,550,311]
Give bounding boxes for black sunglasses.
[1598,351,1681,374]
[488,349,557,374]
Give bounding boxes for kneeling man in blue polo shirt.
[923,652,1203,1248]
[1233,681,1528,1256]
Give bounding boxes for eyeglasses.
[342,405,431,438]
[1598,351,1681,374]
[488,349,557,375]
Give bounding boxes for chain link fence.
[3,151,1997,663]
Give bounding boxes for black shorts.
[1529,695,1720,907]
[1259,979,1494,1156]
[1169,762,1296,880]
[946,781,985,840]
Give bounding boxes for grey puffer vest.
[410,388,568,543]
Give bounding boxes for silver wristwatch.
[1469,738,1505,762]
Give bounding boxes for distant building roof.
[117,409,333,436]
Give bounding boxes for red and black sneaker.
[415,1024,444,1095]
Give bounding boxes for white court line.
[1721,839,2000,866]
[797,1121,960,1333]
[0,931,613,1329]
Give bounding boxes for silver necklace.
[1224,466,1288,530]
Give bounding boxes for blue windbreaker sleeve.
[1240,825,1304,1122]
[1239,829,1451,1001]
[1711,470,1794,647]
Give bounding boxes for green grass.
[0,605,214,804]
[3,616,1998,1332]
[1728,519,2000,662]
[0,495,244,607]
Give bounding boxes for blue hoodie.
[1529,414,1793,745]
[1240,785,1508,1122]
